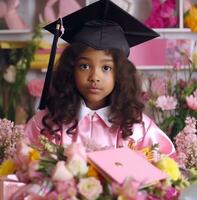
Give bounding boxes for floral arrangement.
[0,118,23,164]
[142,49,197,139]
[0,26,42,123]
[145,0,178,28]
[184,4,197,32]
[175,116,197,169]
[0,132,197,200]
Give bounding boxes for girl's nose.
[88,68,100,82]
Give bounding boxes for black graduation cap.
[39,0,159,109]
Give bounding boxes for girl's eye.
[79,64,90,70]
[102,65,112,72]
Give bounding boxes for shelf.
[0,29,31,34]
[154,28,197,39]
[154,28,191,33]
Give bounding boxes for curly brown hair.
[42,43,144,138]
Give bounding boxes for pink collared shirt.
[25,103,175,156]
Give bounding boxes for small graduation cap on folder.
[39,0,159,109]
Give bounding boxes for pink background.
[129,39,167,66]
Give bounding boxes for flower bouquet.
[0,132,196,200]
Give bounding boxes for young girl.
[25,0,175,156]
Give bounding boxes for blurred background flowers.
[142,48,197,139]
[145,0,178,28]
[184,2,197,32]
[0,27,42,123]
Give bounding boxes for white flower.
[3,65,16,83]
[67,158,88,177]
[19,142,33,156]
[78,177,103,200]
[52,161,73,181]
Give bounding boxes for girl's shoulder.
[26,109,48,129]
[140,113,161,132]
[32,109,48,121]
[141,113,154,126]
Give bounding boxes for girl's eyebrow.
[78,56,113,62]
[78,56,89,60]
[101,58,113,62]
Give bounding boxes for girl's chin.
[84,99,107,110]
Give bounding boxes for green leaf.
[160,116,175,133]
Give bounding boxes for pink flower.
[164,187,180,199]
[64,142,87,161]
[193,89,197,97]
[186,90,197,110]
[112,178,146,200]
[156,95,177,111]
[28,161,43,181]
[145,0,178,28]
[54,180,77,199]
[78,177,103,200]
[178,79,187,89]
[27,79,44,97]
[0,118,23,162]
[175,117,197,168]
[141,91,150,102]
[46,191,59,199]
[151,78,167,96]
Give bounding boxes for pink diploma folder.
[87,147,168,186]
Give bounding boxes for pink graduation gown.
[25,104,175,156]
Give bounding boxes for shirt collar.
[78,101,112,127]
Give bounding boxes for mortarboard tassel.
[39,19,63,110]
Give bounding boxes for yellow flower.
[140,147,154,161]
[117,195,127,200]
[28,149,40,161]
[184,6,197,32]
[155,156,181,181]
[0,160,16,176]
[87,165,100,179]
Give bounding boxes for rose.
[52,161,73,181]
[78,177,103,200]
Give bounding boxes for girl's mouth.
[87,86,102,93]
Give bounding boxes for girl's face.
[74,47,115,110]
